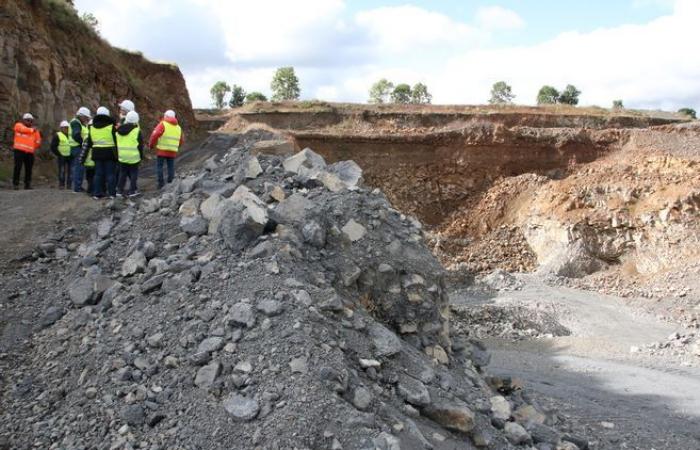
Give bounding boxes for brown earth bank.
[225,103,700,323]
[0,0,195,176]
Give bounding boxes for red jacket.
[13,122,42,153]
[149,116,184,158]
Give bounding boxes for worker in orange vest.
[12,113,42,190]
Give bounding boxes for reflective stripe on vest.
[57,131,71,157]
[68,119,88,148]
[84,149,95,168]
[117,126,141,164]
[13,125,37,153]
[157,122,182,152]
[90,125,115,148]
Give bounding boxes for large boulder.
[282,148,326,178]
[272,193,314,227]
[218,186,269,251]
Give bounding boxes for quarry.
[1,2,700,450]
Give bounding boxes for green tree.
[489,81,515,104]
[612,100,624,110]
[245,92,268,103]
[368,79,394,104]
[271,67,300,101]
[411,83,432,104]
[537,85,560,105]
[80,12,99,34]
[229,85,246,108]
[391,84,412,104]
[210,81,231,109]
[558,84,581,105]
[678,107,697,119]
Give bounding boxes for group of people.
[11,99,185,198]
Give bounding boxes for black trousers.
[13,150,34,188]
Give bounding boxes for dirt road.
[452,277,700,449]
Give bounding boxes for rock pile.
[0,133,582,449]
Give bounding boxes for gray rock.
[121,251,147,277]
[490,395,511,421]
[351,386,372,411]
[195,361,221,389]
[68,277,95,306]
[197,337,225,354]
[527,423,561,445]
[289,357,308,374]
[373,432,401,450]
[120,405,145,426]
[200,194,223,221]
[146,332,164,348]
[369,324,402,357]
[341,219,366,242]
[274,193,314,227]
[302,221,326,248]
[319,293,344,312]
[244,156,263,179]
[141,274,166,294]
[398,376,431,407]
[218,187,268,251]
[229,302,256,328]
[256,299,283,316]
[223,394,260,421]
[97,218,113,238]
[328,160,363,188]
[505,422,531,445]
[39,306,64,328]
[180,215,208,236]
[282,148,326,177]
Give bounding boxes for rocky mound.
[0,133,585,449]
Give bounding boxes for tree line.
[209,70,697,119]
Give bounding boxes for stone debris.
[0,131,582,450]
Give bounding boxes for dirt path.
[452,276,700,449]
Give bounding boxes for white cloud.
[475,6,525,30]
[74,0,700,110]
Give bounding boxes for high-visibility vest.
[68,118,88,148]
[116,126,141,164]
[84,149,95,168]
[156,121,182,152]
[13,122,40,154]
[90,124,115,148]
[57,131,71,157]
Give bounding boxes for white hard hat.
[119,100,135,112]
[60,120,70,128]
[164,110,176,118]
[23,113,34,120]
[77,107,91,118]
[96,106,110,117]
[125,111,140,124]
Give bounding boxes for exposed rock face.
[0,0,194,148]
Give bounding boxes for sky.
[74,0,699,111]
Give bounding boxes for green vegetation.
[271,67,301,101]
[612,100,624,110]
[391,84,412,104]
[537,84,581,106]
[369,79,394,104]
[210,81,231,109]
[410,83,432,104]
[558,85,581,105]
[245,92,268,103]
[678,108,697,119]
[80,12,99,34]
[229,85,246,108]
[489,81,515,105]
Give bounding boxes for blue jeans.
[93,160,116,197]
[118,163,139,195]
[156,156,175,188]
[57,155,72,188]
[70,147,84,192]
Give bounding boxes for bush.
[489,81,515,105]
[678,108,697,119]
[391,84,412,104]
[612,100,624,110]
[558,85,581,105]
[537,86,559,105]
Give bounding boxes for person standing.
[12,113,41,190]
[50,120,72,189]
[83,106,117,199]
[149,110,184,189]
[116,111,143,197]
[69,107,91,193]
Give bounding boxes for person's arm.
[71,121,83,145]
[50,134,60,157]
[149,122,164,149]
[137,130,145,159]
[34,129,42,150]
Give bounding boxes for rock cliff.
[0,0,194,148]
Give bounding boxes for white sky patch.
[475,6,525,30]
[75,0,699,110]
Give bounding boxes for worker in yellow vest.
[70,107,91,193]
[149,110,184,189]
[82,106,117,199]
[116,111,144,197]
[50,120,72,189]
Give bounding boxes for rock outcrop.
[0,0,194,148]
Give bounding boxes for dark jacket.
[84,114,117,161]
[70,118,84,149]
[50,133,62,158]
[116,123,145,164]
